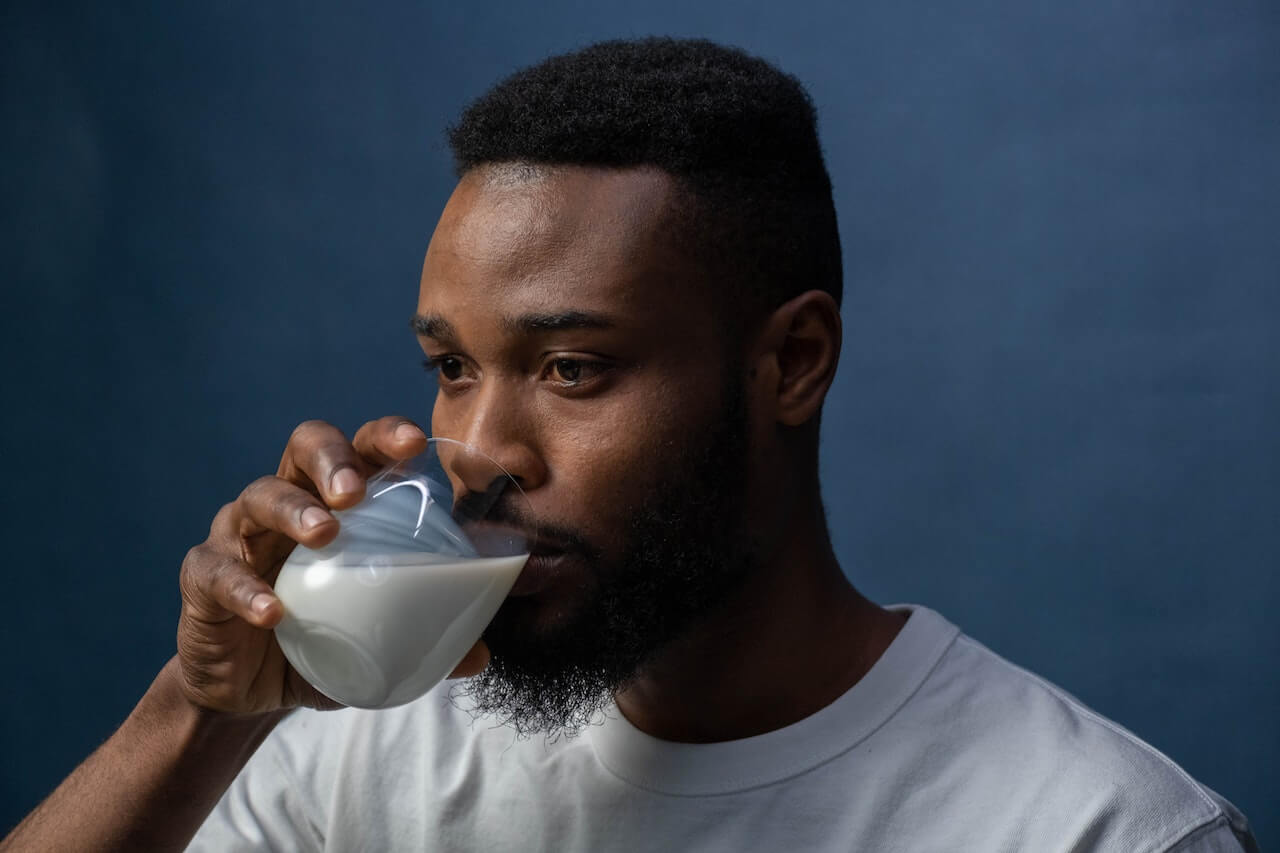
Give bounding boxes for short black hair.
[447,37,843,321]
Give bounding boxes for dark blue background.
[3,0,1277,842]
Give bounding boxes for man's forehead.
[419,163,690,318]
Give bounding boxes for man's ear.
[752,290,842,427]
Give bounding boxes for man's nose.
[446,383,547,495]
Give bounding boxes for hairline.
[458,158,776,335]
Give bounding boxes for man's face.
[415,164,759,734]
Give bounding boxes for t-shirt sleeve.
[1161,784,1260,853]
[185,712,329,852]
[1163,819,1260,853]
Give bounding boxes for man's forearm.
[1,657,288,853]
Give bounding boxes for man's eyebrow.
[504,311,616,334]
[411,310,616,340]
[411,313,456,340]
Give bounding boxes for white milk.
[274,553,527,709]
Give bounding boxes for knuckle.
[179,543,215,592]
[210,501,236,536]
[181,542,204,575]
[289,419,334,448]
[182,551,232,605]
[318,438,356,466]
[239,474,280,506]
[178,551,199,599]
[269,485,309,529]
[301,435,356,474]
[222,568,255,601]
[205,556,240,598]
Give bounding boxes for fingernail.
[251,593,276,616]
[395,422,425,443]
[331,467,363,496]
[301,506,331,530]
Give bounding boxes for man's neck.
[613,518,907,743]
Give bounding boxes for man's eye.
[547,358,610,387]
[423,356,465,381]
[550,359,584,383]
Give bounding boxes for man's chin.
[454,643,620,740]
[486,576,597,650]
[463,580,641,739]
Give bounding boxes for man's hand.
[1,416,496,853]
[174,415,491,715]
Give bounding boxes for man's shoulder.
[935,631,1205,789]
[889,614,1255,851]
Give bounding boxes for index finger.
[276,420,371,509]
[351,416,428,469]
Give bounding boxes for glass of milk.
[272,438,530,709]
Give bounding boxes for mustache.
[453,484,597,558]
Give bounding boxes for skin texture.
[418,164,905,740]
[1,164,904,851]
[420,166,736,631]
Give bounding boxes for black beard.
[454,376,755,738]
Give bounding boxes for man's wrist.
[132,658,292,761]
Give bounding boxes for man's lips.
[508,549,568,597]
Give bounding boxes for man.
[2,37,1257,852]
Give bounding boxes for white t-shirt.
[188,605,1257,852]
